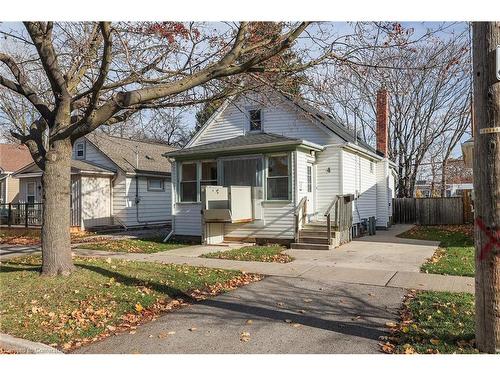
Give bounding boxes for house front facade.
[165,88,397,248]
[0,144,33,204]
[14,133,176,230]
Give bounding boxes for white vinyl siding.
[191,93,343,147]
[112,173,171,226]
[80,176,112,227]
[172,161,203,236]
[315,146,342,217]
[342,149,377,224]
[72,139,116,170]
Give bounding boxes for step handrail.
[294,196,308,242]
[323,196,340,245]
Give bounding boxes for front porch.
[166,133,355,248]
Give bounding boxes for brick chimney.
[376,89,389,157]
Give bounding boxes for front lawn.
[398,225,474,277]
[76,236,193,253]
[384,291,477,354]
[201,245,293,263]
[0,228,96,246]
[0,255,259,351]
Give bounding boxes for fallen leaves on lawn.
[57,271,262,353]
[240,331,251,342]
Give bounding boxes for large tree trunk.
[472,22,500,353]
[41,137,75,276]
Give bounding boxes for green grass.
[201,245,293,263]
[76,236,193,253]
[394,291,477,354]
[398,225,474,277]
[0,255,242,349]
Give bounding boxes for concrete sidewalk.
[72,247,475,293]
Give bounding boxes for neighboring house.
[165,87,398,248]
[13,133,177,230]
[415,159,473,198]
[0,144,33,204]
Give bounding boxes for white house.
[165,87,398,249]
[13,133,177,230]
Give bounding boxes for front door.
[305,162,315,221]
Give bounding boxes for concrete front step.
[297,236,330,245]
[299,229,335,237]
[290,242,332,250]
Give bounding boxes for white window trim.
[147,178,165,192]
[26,181,36,203]
[200,160,218,187]
[178,162,199,203]
[246,107,263,133]
[265,152,291,202]
[75,142,85,160]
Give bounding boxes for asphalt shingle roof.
[0,144,33,172]
[85,133,177,174]
[164,133,308,158]
[70,159,115,174]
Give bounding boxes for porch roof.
[13,159,116,178]
[163,132,324,159]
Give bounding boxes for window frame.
[75,142,85,159]
[179,162,199,203]
[307,165,312,193]
[147,178,165,192]
[265,153,291,201]
[26,181,36,204]
[200,160,218,188]
[248,108,263,132]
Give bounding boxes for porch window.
[248,109,262,132]
[222,158,262,187]
[180,163,198,202]
[267,155,289,200]
[200,161,217,187]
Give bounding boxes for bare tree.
[0,21,321,275]
[305,22,472,197]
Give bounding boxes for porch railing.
[294,196,308,242]
[0,203,80,227]
[323,194,354,245]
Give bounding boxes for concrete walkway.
[71,225,474,294]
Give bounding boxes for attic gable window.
[248,109,262,132]
[75,142,85,159]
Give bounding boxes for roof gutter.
[163,140,324,160]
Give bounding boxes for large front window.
[27,182,36,204]
[267,155,289,200]
[180,163,197,202]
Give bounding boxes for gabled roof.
[0,143,33,173]
[85,133,178,175]
[187,84,377,155]
[165,132,323,159]
[286,94,377,153]
[13,159,116,177]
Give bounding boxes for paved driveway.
[286,224,440,272]
[75,276,405,354]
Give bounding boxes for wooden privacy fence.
[393,196,473,225]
